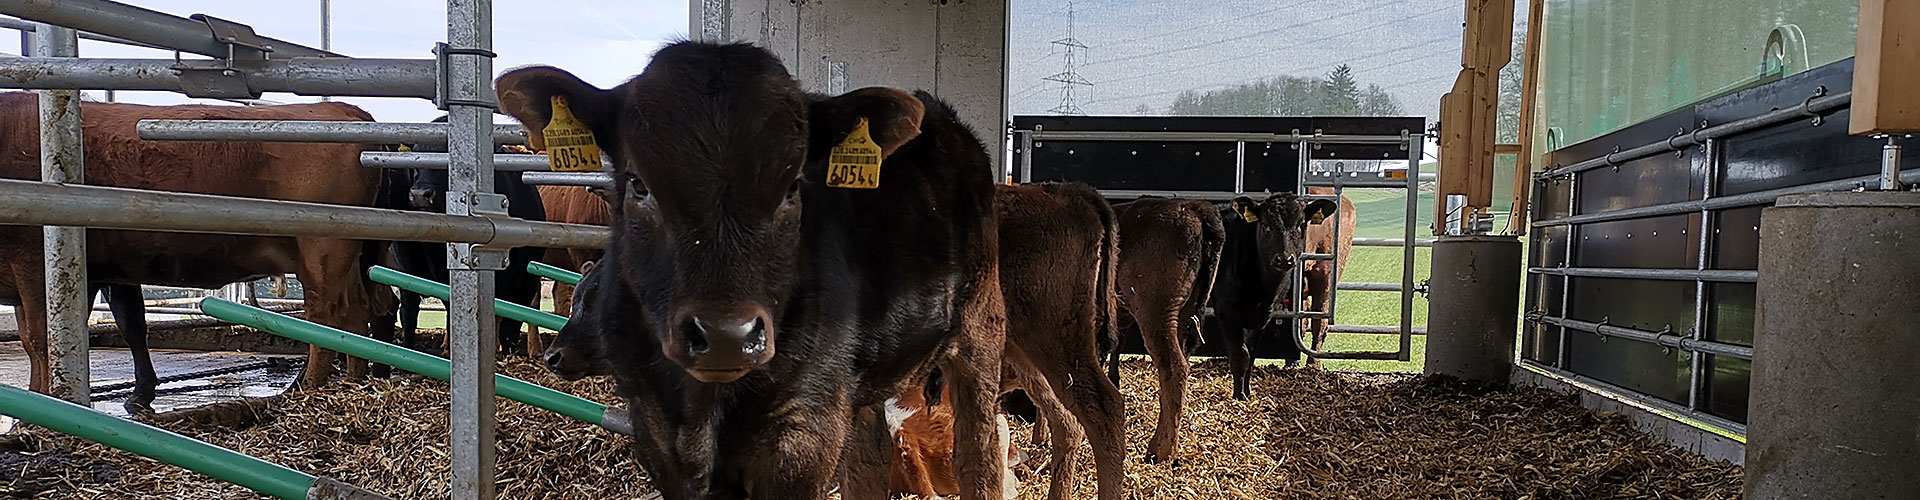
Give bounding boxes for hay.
[4,358,1741,499]
[999,359,1742,500]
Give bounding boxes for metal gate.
[1009,115,1429,361]
[1524,57,1890,436]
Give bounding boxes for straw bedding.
[3,357,1740,499]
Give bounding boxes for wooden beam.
[1850,0,1920,135]
[1435,0,1517,234]
[1509,0,1547,236]
[1494,144,1522,154]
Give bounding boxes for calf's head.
[496,41,925,383]
[544,260,607,381]
[1231,193,1336,320]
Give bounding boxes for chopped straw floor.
[2,358,1741,499]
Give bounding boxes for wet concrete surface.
[0,341,301,418]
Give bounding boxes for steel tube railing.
[1028,130,1414,145]
[521,171,612,187]
[1353,237,1435,247]
[199,298,630,435]
[0,179,607,250]
[138,119,528,145]
[1528,313,1754,360]
[1539,92,1851,178]
[1328,324,1428,335]
[1519,360,1748,438]
[1337,282,1403,292]
[0,0,340,59]
[1529,267,1758,283]
[1533,168,1920,228]
[362,151,606,172]
[0,384,388,499]
[526,261,582,286]
[0,17,170,50]
[368,266,564,332]
[0,57,436,98]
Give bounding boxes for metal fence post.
[444,0,498,499]
[34,22,87,405]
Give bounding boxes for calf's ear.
[809,87,926,161]
[1301,198,1338,226]
[495,66,617,151]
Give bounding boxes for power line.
[1043,0,1093,114]
[1100,0,1396,48]
[1083,1,1408,68]
[1085,33,1458,107]
[1090,4,1456,87]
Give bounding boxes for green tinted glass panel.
[1536,0,1859,154]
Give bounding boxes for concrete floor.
[0,341,300,418]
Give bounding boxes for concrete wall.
[693,0,1009,169]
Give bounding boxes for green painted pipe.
[198,298,630,435]
[527,261,582,286]
[367,265,566,332]
[0,385,386,500]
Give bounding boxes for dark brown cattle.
[1211,191,1344,399]
[534,184,609,318]
[991,182,1127,500]
[0,93,395,406]
[1102,197,1224,463]
[496,41,1007,500]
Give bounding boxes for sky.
[6,0,1503,125]
[24,0,688,123]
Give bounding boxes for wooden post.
[1849,0,1920,135]
[1509,0,1547,235]
[1435,0,1516,235]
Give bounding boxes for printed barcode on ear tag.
[544,96,603,172]
[826,118,882,189]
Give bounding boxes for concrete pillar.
[1424,235,1521,384]
[1746,191,1920,500]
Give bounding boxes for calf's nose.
[408,188,435,209]
[676,310,772,372]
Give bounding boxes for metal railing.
[138,119,529,145]
[0,1,518,497]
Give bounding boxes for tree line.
[1144,64,1406,116]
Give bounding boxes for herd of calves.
[0,40,1358,500]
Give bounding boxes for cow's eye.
[625,174,649,200]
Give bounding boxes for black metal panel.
[1533,177,1573,222]
[1028,140,1254,192]
[1565,333,1691,406]
[1011,115,1423,194]
[1550,107,1701,214]
[1701,60,1882,196]
[1572,214,1698,269]
[1533,225,1570,268]
[1711,207,1763,270]
[1705,355,1751,422]
[1707,283,1755,347]
[1567,277,1697,337]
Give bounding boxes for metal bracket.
[434,42,500,111]
[448,192,510,271]
[170,60,256,99]
[191,14,273,58]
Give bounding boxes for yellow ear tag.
[397,144,412,152]
[825,118,883,189]
[1239,207,1259,223]
[543,96,603,172]
[1311,209,1328,224]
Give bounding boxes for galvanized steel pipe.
[521,171,612,187]
[1532,168,1920,228]
[138,119,528,145]
[0,57,436,99]
[0,17,170,50]
[362,151,597,171]
[0,384,388,499]
[0,179,607,250]
[1528,313,1753,360]
[1529,267,1758,283]
[1540,92,1851,178]
[34,21,87,404]
[0,0,340,59]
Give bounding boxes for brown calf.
[993,182,1127,500]
[0,93,395,397]
[1107,197,1225,463]
[534,184,608,318]
[1300,187,1357,367]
